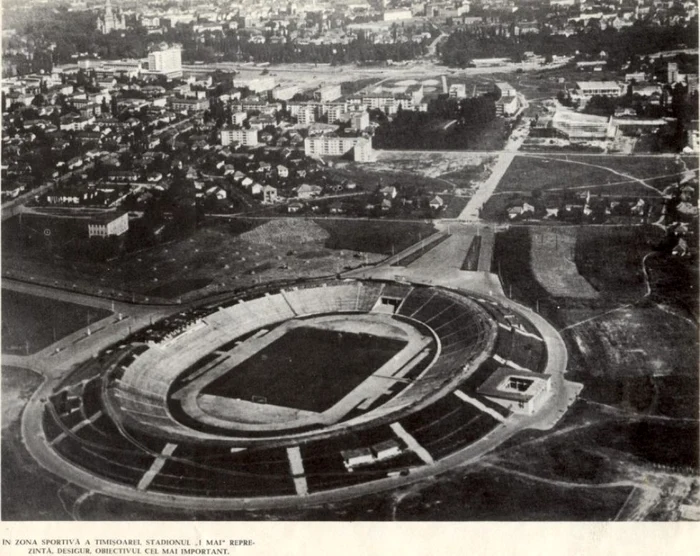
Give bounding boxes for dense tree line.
[439,23,698,67]
[373,95,499,150]
[174,29,429,65]
[7,5,431,69]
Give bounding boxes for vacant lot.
[566,306,697,380]
[316,219,435,255]
[574,225,665,302]
[2,218,393,302]
[493,155,686,195]
[393,464,632,521]
[332,151,492,197]
[482,154,700,220]
[1,290,111,354]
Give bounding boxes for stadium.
[36,278,555,508]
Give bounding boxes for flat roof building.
[573,81,625,99]
[220,128,259,147]
[148,44,182,78]
[304,135,373,162]
[551,109,616,140]
[477,367,552,416]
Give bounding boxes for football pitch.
[202,326,407,412]
[1,289,112,355]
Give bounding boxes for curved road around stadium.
[18,271,575,512]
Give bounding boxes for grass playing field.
[202,326,406,412]
[1,289,112,354]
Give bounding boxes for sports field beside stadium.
[1,289,111,354]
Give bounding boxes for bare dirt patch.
[240,219,330,245]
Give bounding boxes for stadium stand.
[398,394,500,460]
[43,280,538,500]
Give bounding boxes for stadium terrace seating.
[355,282,384,312]
[42,409,63,443]
[283,284,359,315]
[53,433,155,487]
[81,378,103,417]
[43,400,159,489]
[380,282,413,300]
[398,394,500,460]
[298,425,426,493]
[370,290,493,416]
[151,445,296,497]
[41,279,546,501]
[397,287,436,318]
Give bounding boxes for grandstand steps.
[356,348,432,411]
[279,290,298,316]
[512,326,543,342]
[409,292,437,319]
[454,390,507,423]
[390,423,434,465]
[137,443,178,491]
[492,354,534,374]
[286,446,309,496]
[50,410,103,446]
[388,287,412,314]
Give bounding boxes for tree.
[31,94,46,107]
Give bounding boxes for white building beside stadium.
[477,367,552,416]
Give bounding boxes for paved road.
[377,149,694,158]
[456,93,536,222]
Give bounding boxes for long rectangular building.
[304,136,373,162]
[220,128,259,146]
[573,81,625,99]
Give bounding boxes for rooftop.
[575,81,622,90]
[477,367,551,403]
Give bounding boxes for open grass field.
[565,306,697,381]
[530,228,599,299]
[590,419,698,469]
[316,219,435,255]
[146,278,212,299]
[482,155,698,220]
[393,465,633,520]
[331,152,491,197]
[493,155,692,194]
[491,227,554,313]
[574,225,665,301]
[645,253,700,321]
[439,194,470,219]
[1,289,111,354]
[202,326,406,412]
[2,217,392,301]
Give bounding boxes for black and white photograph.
[0,0,698,530]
